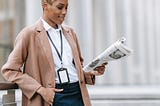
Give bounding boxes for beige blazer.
[1,20,95,106]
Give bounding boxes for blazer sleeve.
[1,28,41,99]
[70,28,95,85]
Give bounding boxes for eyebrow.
[58,3,68,6]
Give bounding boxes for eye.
[56,3,68,10]
[57,6,63,10]
[56,6,63,10]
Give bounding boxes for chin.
[58,20,64,24]
[57,22,63,25]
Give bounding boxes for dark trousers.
[53,82,84,106]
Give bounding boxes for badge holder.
[57,68,70,85]
[47,30,70,85]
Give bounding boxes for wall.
[1,0,160,86]
[66,0,160,86]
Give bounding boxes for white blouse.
[41,19,78,83]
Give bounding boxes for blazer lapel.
[35,20,55,72]
[62,27,77,57]
[62,27,83,80]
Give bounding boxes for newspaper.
[83,37,133,71]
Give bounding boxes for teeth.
[58,16,63,18]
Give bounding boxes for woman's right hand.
[37,86,63,105]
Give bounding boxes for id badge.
[57,68,70,84]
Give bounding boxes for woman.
[1,0,107,106]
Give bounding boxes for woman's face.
[43,0,68,27]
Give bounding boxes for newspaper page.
[83,37,133,72]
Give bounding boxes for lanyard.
[46,30,63,67]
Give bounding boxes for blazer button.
[48,83,52,87]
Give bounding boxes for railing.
[0,82,18,106]
[0,42,18,106]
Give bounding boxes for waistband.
[55,81,79,89]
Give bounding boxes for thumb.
[91,71,101,76]
[54,88,63,92]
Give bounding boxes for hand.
[92,62,108,76]
[37,87,63,105]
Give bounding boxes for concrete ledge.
[88,85,160,99]
[88,86,160,106]
[91,100,160,106]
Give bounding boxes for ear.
[42,2,48,10]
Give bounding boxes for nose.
[62,8,67,15]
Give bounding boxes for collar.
[35,18,70,34]
[41,18,61,32]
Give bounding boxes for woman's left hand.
[90,62,108,76]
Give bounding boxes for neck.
[42,16,58,29]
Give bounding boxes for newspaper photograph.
[83,37,133,72]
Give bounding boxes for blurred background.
[0,0,160,105]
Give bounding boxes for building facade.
[0,0,160,86]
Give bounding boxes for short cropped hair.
[41,0,56,5]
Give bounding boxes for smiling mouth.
[58,16,65,19]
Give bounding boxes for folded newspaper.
[83,37,133,71]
